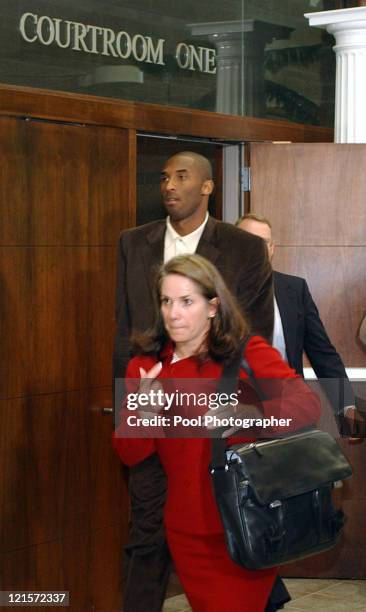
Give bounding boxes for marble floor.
[163,579,366,611]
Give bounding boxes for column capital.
[305,6,366,49]
[189,19,293,48]
[305,7,366,142]
[305,6,366,28]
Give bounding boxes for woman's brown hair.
[131,254,250,363]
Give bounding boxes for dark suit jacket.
[113,216,273,377]
[274,270,354,412]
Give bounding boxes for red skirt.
[167,529,276,612]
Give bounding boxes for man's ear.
[268,240,275,262]
[202,180,214,195]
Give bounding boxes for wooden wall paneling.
[0,117,133,245]
[0,392,127,555]
[0,83,333,144]
[249,143,366,367]
[0,396,128,606]
[0,116,133,608]
[249,142,366,578]
[273,247,366,367]
[0,118,138,399]
[249,143,366,246]
[0,526,125,610]
[0,247,117,399]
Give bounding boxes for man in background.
[236,212,363,436]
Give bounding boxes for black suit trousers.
[123,454,171,612]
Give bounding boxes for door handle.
[101,407,114,415]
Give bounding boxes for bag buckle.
[210,464,229,474]
[269,500,282,508]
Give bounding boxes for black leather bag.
[210,343,353,570]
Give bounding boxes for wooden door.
[0,117,133,609]
[248,143,366,578]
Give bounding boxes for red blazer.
[113,336,320,535]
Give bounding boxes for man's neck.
[170,211,208,236]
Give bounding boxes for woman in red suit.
[114,254,320,612]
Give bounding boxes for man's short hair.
[169,151,213,181]
[235,212,272,229]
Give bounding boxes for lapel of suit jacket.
[143,220,166,299]
[273,271,298,369]
[141,216,220,300]
[196,216,220,264]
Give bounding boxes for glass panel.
[0,1,345,126]
[247,0,341,127]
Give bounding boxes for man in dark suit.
[114,153,286,612]
[114,155,273,379]
[236,213,360,429]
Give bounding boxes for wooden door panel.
[0,391,127,554]
[250,143,366,246]
[249,142,366,578]
[0,247,116,398]
[0,117,132,246]
[274,246,366,366]
[0,117,133,608]
[0,525,125,611]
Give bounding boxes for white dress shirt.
[164,213,209,263]
[272,297,288,362]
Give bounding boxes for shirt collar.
[165,212,209,243]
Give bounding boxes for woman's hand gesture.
[137,362,164,420]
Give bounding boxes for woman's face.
[160,274,217,354]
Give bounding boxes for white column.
[189,21,292,116]
[305,7,366,143]
[213,32,242,115]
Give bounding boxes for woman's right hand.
[137,362,164,421]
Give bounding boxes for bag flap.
[232,430,353,505]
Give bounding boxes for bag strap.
[240,354,268,402]
[211,334,266,470]
[215,335,251,395]
[211,341,316,471]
